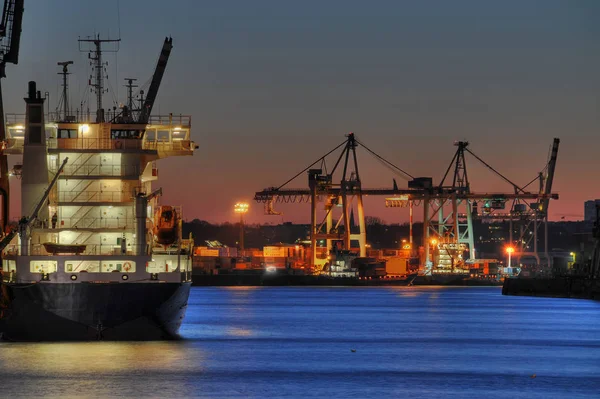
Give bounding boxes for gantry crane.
[0,0,24,233]
[255,133,559,273]
[255,133,419,268]
[417,139,560,273]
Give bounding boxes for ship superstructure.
[0,35,198,340]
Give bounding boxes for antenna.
[78,34,120,122]
[57,61,73,121]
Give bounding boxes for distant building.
[584,200,600,223]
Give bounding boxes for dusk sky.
[4,0,599,224]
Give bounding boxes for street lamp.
[506,246,515,268]
[234,202,249,252]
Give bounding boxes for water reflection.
[0,341,204,374]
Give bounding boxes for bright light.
[13,125,24,130]
[506,246,515,254]
[266,266,277,273]
[430,238,438,245]
[79,124,90,134]
[234,202,249,214]
[569,252,575,256]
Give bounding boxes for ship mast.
[57,61,73,121]
[78,35,120,123]
[124,78,137,111]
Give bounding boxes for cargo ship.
[0,35,197,340]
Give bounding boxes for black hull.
[0,282,191,341]
[502,277,600,299]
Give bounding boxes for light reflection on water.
[0,286,599,398]
[1,342,203,374]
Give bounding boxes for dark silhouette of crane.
[137,37,173,124]
[0,0,24,234]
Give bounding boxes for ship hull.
[502,277,600,299]
[0,282,191,341]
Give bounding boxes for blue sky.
[5,0,599,223]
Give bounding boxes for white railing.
[58,191,131,203]
[30,244,134,256]
[49,164,140,177]
[55,217,135,229]
[147,114,191,127]
[5,113,192,126]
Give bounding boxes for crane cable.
[355,139,414,180]
[274,139,349,190]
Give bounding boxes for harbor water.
[1,286,599,398]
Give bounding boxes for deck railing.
[58,191,132,203]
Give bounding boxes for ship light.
[79,124,90,134]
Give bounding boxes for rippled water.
[1,286,599,398]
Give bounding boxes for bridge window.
[111,129,143,139]
[58,128,77,138]
[30,261,58,273]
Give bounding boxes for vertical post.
[310,180,317,267]
[341,191,351,251]
[135,193,147,255]
[234,202,249,255]
[409,200,413,247]
[357,193,366,257]
[239,212,244,252]
[423,196,430,269]
[509,216,513,249]
[438,199,444,236]
[544,214,549,265]
[466,200,475,260]
[452,194,459,244]
[0,78,9,233]
[326,201,333,256]
[533,216,539,266]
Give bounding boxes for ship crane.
[137,37,173,124]
[0,158,69,256]
[0,0,23,234]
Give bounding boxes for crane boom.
[0,0,24,235]
[0,158,68,255]
[0,0,23,65]
[138,37,173,123]
[541,138,560,215]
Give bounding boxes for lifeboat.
[43,242,86,255]
[153,206,179,247]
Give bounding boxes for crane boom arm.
[138,37,173,123]
[26,157,69,229]
[1,0,24,65]
[542,138,560,215]
[0,157,69,254]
